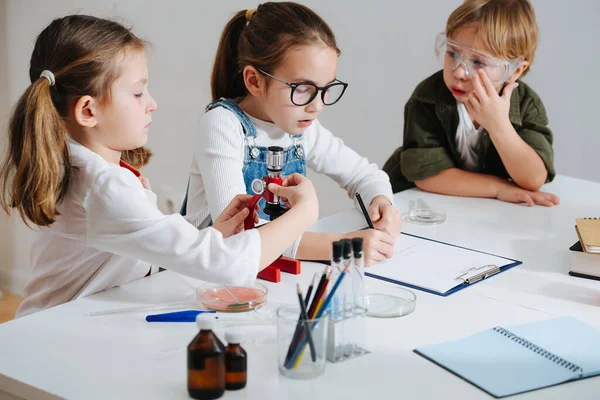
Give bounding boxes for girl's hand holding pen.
[368,195,402,238]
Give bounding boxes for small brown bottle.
[225,331,247,390]
[187,316,225,400]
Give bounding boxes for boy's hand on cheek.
[465,69,518,133]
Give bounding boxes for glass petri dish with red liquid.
[196,282,268,312]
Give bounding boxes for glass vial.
[351,237,365,309]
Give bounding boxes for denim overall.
[180,98,306,221]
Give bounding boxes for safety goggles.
[435,33,521,84]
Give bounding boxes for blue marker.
[145,310,216,322]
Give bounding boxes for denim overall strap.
[205,98,258,138]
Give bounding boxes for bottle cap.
[196,314,216,330]
[225,331,244,344]
[342,239,352,259]
[332,241,343,261]
[352,237,364,257]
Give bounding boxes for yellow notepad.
[576,218,600,253]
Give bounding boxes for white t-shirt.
[16,138,261,317]
[185,106,394,258]
[456,102,485,171]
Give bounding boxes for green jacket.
[383,70,555,193]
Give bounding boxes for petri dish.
[401,198,446,225]
[402,209,446,225]
[196,282,268,312]
[364,285,416,318]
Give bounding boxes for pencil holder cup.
[277,305,330,379]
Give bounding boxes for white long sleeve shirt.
[16,139,261,317]
[185,107,394,258]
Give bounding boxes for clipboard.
[365,233,522,297]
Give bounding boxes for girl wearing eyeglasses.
[183,2,401,266]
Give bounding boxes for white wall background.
[1,0,599,294]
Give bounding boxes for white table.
[1,175,599,400]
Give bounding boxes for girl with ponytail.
[1,15,318,317]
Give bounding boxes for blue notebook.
[415,317,600,398]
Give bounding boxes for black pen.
[356,192,374,229]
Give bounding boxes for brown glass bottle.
[187,317,225,400]
[225,331,247,390]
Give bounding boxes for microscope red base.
[257,256,301,283]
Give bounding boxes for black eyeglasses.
[259,69,348,106]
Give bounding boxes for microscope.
[244,146,301,283]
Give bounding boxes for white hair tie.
[39,70,55,87]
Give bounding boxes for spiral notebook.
[415,317,600,398]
